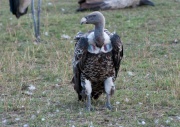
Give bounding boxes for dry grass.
[0,0,180,126]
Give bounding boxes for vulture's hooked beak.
[80,17,87,25]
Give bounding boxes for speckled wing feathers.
[111,34,123,78]
[72,37,89,100]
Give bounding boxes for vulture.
[72,11,123,110]
[9,0,42,42]
[77,0,155,11]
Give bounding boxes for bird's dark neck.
[94,23,104,48]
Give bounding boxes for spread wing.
[72,37,89,100]
[111,34,123,78]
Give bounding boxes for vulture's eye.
[89,15,96,18]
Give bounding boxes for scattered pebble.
[142,121,146,125]
[48,2,52,6]
[154,119,159,124]
[9,17,12,20]
[48,114,54,117]
[37,110,40,114]
[173,39,178,44]
[108,123,112,126]
[116,101,120,105]
[15,117,20,121]
[72,125,75,127]
[127,71,134,76]
[31,114,36,120]
[28,85,36,91]
[42,91,46,94]
[56,78,61,82]
[2,119,7,124]
[168,117,173,120]
[165,117,173,124]
[144,73,150,78]
[61,8,65,12]
[165,119,170,123]
[125,98,129,102]
[55,84,59,87]
[164,55,168,58]
[138,102,143,105]
[24,91,33,95]
[61,34,71,39]
[56,109,60,112]
[21,98,26,101]
[138,120,146,125]
[23,124,29,127]
[44,32,49,36]
[176,116,180,120]
[41,118,45,121]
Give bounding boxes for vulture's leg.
[31,0,38,41]
[104,77,115,110]
[36,0,41,42]
[83,79,93,111]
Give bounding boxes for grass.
[0,0,180,126]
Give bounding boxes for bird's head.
[80,11,105,27]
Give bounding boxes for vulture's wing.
[77,0,104,11]
[9,0,19,15]
[78,0,103,4]
[111,34,123,78]
[72,37,89,101]
[9,0,29,18]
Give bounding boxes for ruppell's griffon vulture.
[72,11,123,111]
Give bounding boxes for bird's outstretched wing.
[111,34,123,78]
[72,37,89,101]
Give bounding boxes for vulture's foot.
[85,105,94,111]
[105,103,113,110]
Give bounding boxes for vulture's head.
[80,11,105,27]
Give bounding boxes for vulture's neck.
[94,23,105,48]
